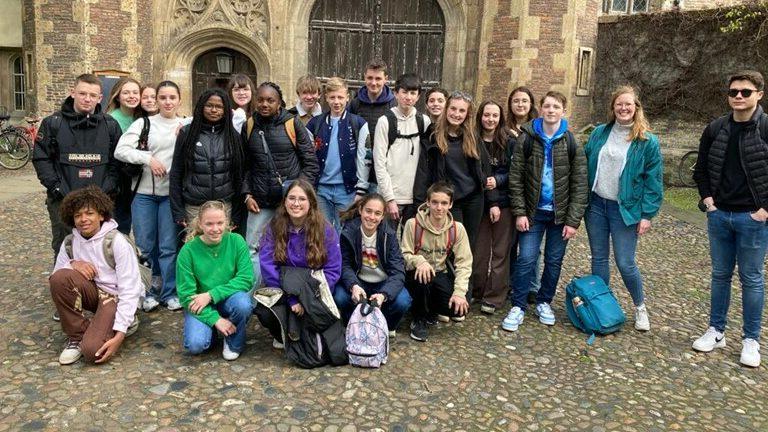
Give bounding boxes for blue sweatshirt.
[533,117,569,211]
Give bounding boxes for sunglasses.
[450,91,473,102]
[728,88,757,98]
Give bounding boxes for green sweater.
[108,109,136,133]
[176,232,254,326]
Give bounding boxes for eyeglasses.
[728,88,757,98]
[204,104,225,111]
[286,196,308,204]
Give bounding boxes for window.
[603,0,648,13]
[12,56,25,111]
[576,48,593,96]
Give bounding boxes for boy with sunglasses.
[692,70,768,367]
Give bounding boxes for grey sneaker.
[125,316,140,337]
[59,339,82,365]
[165,297,182,311]
[142,297,160,312]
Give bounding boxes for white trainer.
[142,297,160,312]
[272,338,284,349]
[740,338,761,368]
[634,304,650,331]
[222,340,240,361]
[58,339,82,365]
[165,297,182,311]
[692,327,726,352]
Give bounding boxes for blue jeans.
[318,183,356,233]
[707,209,768,340]
[585,193,644,306]
[132,194,177,302]
[183,291,253,354]
[511,210,569,310]
[245,208,276,288]
[333,282,412,330]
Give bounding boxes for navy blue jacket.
[306,111,367,194]
[339,217,405,301]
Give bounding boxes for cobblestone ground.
[1,190,766,432]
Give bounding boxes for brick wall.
[23,0,154,115]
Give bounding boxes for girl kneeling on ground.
[176,201,254,360]
[254,179,342,351]
[333,193,412,337]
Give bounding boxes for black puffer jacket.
[693,105,768,210]
[241,109,319,208]
[169,122,240,223]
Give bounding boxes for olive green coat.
[508,123,589,228]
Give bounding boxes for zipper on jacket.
[737,128,762,206]
[259,130,283,184]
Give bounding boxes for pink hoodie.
[53,219,141,333]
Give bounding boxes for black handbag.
[122,117,150,178]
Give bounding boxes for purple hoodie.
[259,222,342,306]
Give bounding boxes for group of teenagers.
[32,61,768,368]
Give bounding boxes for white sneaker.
[272,338,284,349]
[142,297,160,312]
[692,327,726,352]
[388,330,397,338]
[634,304,650,331]
[740,338,761,367]
[165,297,182,311]
[222,340,240,361]
[58,339,82,365]
[501,306,525,332]
[535,303,556,326]
[436,314,450,323]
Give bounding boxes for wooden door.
[193,48,258,105]
[308,0,445,90]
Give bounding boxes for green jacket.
[508,123,589,228]
[176,232,254,327]
[585,123,664,225]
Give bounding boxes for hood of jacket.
[72,219,119,243]
[254,107,294,128]
[530,117,569,143]
[356,86,396,105]
[414,202,455,235]
[61,96,105,129]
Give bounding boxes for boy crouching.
[50,186,141,365]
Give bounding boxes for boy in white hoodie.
[49,186,142,365]
[373,73,431,231]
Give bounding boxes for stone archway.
[192,48,258,104]
[162,28,271,115]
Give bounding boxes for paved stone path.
[0,189,766,431]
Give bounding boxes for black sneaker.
[480,302,496,315]
[409,319,428,342]
[52,311,60,322]
[425,314,439,326]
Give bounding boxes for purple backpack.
[345,299,389,368]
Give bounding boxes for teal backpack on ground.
[565,275,626,342]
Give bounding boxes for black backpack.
[383,109,426,156]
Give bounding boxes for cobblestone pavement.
[1,190,766,432]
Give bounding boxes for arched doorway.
[192,48,258,104]
[308,0,445,89]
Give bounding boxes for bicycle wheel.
[0,130,31,170]
[677,150,698,188]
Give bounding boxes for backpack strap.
[445,221,457,253]
[246,116,255,142]
[385,110,398,152]
[415,112,425,136]
[63,234,74,260]
[413,220,425,254]
[285,116,297,148]
[102,230,119,270]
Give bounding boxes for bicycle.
[677,150,698,188]
[16,115,40,145]
[0,114,32,170]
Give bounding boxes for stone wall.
[476,0,600,128]
[22,0,154,114]
[593,5,768,123]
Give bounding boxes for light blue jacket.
[584,123,664,225]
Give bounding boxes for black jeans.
[45,197,69,263]
[406,270,461,320]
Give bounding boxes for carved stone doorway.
[192,48,258,105]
